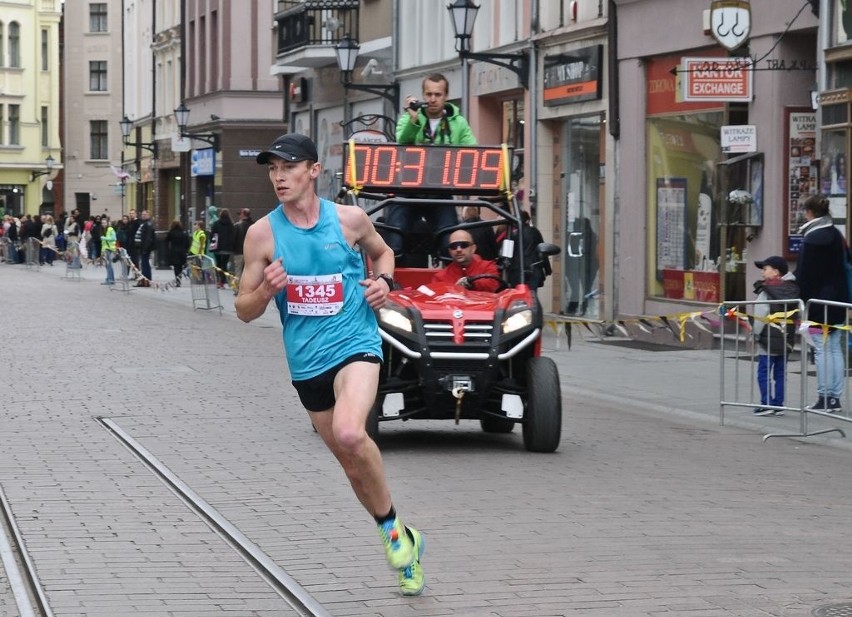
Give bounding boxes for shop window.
[647,113,724,300]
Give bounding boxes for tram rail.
[0,485,53,617]
[97,417,331,617]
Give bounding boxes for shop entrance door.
[562,115,602,318]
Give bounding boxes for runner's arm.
[343,207,394,309]
[235,221,286,322]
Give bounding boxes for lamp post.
[335,35,399,116]
[30,154,55,181]
[119,115,159,155]
[174,102,220,151]
[446,0,529,90]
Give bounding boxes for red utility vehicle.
[341,142,562,452]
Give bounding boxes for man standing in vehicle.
[235,133,426,596]
[389,73,476,257]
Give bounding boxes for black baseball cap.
[256,133,318,164]
[755,255,788,275]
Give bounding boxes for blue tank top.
[269,198,381,380]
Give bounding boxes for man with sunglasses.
[431,230,501,292]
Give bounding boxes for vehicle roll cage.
[338,189,529,286]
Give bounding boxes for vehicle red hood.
[388,283,532,320]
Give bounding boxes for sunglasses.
[448,241,472,250]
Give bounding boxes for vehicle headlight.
[379,306,413,332]
[502,309,532,334]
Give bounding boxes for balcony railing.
[275,1,359,56]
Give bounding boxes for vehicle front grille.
[423,320,493,348]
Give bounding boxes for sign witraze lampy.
[710,0,751,51]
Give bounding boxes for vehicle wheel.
[522,357,562,452]
[480,416,515,433]
[366,396,381,442]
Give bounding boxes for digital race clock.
[343,143,510,195]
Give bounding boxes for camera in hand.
[408,100,425,112]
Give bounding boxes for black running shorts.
[291,352,381,412]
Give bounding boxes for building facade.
[60,1,286,237]
[63,0,124,222]
[0,0,62,218]
[51,0,840,325]
[614,0,818,320]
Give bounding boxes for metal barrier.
[110,248,133,294]
[64,241,82,280]
[719,298,848,442]
[187,254,223,314]
[1,238,18,264]
[24,238,39,269]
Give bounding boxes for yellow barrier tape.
[500,143,513,200]
[347,138,361,196]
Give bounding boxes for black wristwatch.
[374,273,395,291]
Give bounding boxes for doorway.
[561,114,602,318]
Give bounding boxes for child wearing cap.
[751,256,799,416]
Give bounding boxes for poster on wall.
[834,0,852,45]
[315,109,344,201]
[786,110,818,254]
[656,177,687,272]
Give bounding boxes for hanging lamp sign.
[710,0,751,51]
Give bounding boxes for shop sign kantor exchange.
[680,57,753,103]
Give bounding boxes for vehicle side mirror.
[537,242,561,257]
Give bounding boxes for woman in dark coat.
[795,194,849,412]
[210,208,236,288]
[164,219,189,286]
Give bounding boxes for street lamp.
[119,115,159,156]
[335,35,399,114]
[174,102,221,151]
[30,154,55,181]
[446,0,528,88]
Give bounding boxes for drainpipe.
[529,0,538,221]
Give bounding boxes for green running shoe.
[398,527,425,596]
[378,517,415,569]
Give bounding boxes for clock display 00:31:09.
[343,144,507,191]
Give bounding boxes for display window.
[647,113,724,300]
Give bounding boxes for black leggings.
[215,253,230,285]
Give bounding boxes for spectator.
[40,215,58,265]
[796,194,849,413]
[751,256,799,416]
[431,229,501,292]
[165,219,189,286]
[64,213,80,249]
[134,210,155,287]
[210,208,236,289]
[4,214,19,263]
[127,209,140,274]
[206,204,219,259]
[88,216,103,264]
[232,208,255,284]
[507,211,551,290]
[100,216,117,285]
[461,206,499,261]
[115,214,130,248]
[189,220,207,256]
